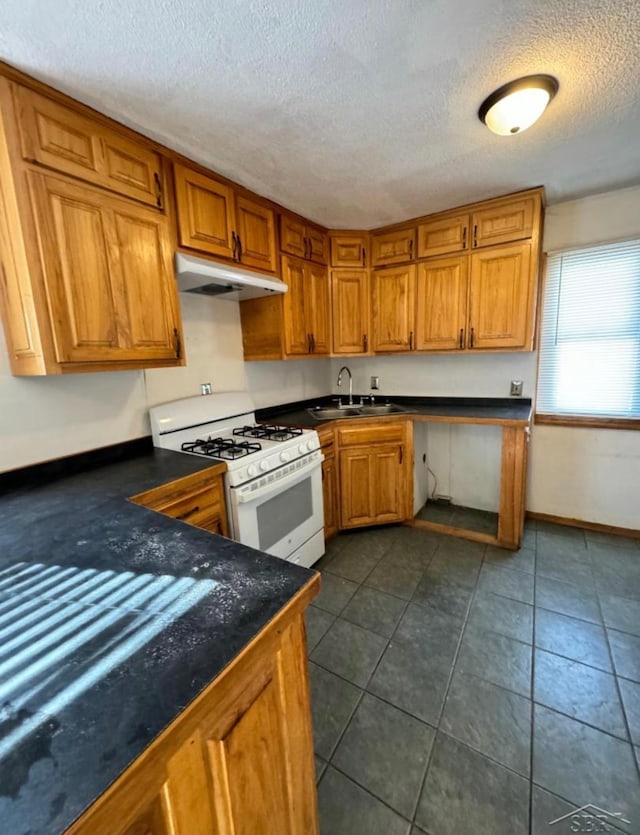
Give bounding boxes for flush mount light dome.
[479,74,559,136]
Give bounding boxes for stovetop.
[180,424,305,461]
[149,394,321,488]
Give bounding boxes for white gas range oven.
[149,392,325,568]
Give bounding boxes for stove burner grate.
[232,424,303,442]
[181,437,262,459]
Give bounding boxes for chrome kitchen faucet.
[336,366,354,405]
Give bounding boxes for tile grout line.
[408,539,489,829]
[592,555,640,782]
[529,523,539,835]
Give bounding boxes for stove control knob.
[280,451,291,463]
[247,464,258,477]
[307,437,318,451]
[260,460,270,472]
[298,442,308,454]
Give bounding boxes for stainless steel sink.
[307,406,362,419]
[357,404,407,415]
[307,403,407,420]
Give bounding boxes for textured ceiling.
[2,0,640,227]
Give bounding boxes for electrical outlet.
[200,382,212,396]
[370,376,380,390]
[510,380,523,397]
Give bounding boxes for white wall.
[245,358,331,409]
[0,294,249,472]
[527,185,640,529]
[0,326,148,472]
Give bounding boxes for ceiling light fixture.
[478,74,559,136]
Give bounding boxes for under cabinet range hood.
[175,253,287,301]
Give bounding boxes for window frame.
[534,239,640,431]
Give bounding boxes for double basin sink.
[307,402,407,420]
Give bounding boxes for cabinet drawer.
[130,466,226,513]
[14,84,164,208]
[337,421,406,447]
[154,483,223,522]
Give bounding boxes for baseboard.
[526,511,640,540]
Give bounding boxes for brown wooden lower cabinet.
[337,420,412,529]
[129,464,229,537]
[318,427,339,540]
[66,579,320,835]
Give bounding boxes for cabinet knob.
[173,327,182,359]
[469,327,475,348]
[232,231,238,261]
[473,224,478,248]
[363,333,368,353]
[459,328,464,349]
[409,330,414,351]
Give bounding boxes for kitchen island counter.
[0,442,318,835]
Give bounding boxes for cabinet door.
[282,255,309,355]
[28,172,180,364]
[371,444,405,523]
[308,262,331,354]
[418,214,469,258]
[322,454,338,539]
[306,226,329,265]
[468,241,533,350]
[280,214,306,259]
[471,197,534,248]
[415,256,468,351]
[372,265,416,352]
[174,163,236,259]
[371,228,415,267]
[339,448,373,527]
[15,85,163,208]
[331,269,370,354]
[113,205,182,360]
[331,235,367,267]
[235,195,277,272]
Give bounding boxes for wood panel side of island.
[66,574,320,835]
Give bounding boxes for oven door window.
[256,477,313,552]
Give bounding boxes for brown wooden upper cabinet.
[414,241,536,352]
[467,242,534,349]
[331,269,370,354]
[418,213,469,258]
[471,197,534,249]
[330,234,368,267]
[415,256,468,351]
[282,255,330,356]
[28,172,182,365]
[280,214,328,265]
[174,163,277,272]
[13,84,165,209]
[0,75,184,375]
[371,227,416,267]
[372,265,416,352]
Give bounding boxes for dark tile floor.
[306,521,640,835]
[416,501,499,535]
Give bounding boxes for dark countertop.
[257,395,533,428]
[0,442,315,835]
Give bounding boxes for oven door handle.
[235,455,323,504]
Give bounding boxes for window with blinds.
[536,238,640,420]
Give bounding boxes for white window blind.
[537,238,640,419]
